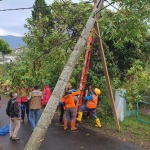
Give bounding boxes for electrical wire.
[31,13,87,63]
[13,1,113,70]
[105,0,129,16]
[0,6,50,12]
[32,1,114,63]
[61,0,87,28]
[94,1,114,16]
[14,0,112,54]
[0,1,93,12]
[61,0,78,13]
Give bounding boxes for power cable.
[32,32,68,60]
[105,0,129,16]
[32,23,84,62]
[0,1,93,12]
[61,0,78,13]
[16,0,112,55]
[60,0,92,26]
[60,0,87,36]
[0,6,48,12]
[33,1,114,61]
[34,27,83,62]
[94,1,114,16]
[18,1,113,70]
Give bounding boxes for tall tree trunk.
[24,0,104,149]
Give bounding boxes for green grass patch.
[138,112,150,123]
[95,115,149,149]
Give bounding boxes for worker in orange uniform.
[59,84,71,125]
[76,88,102,128]
[60,84,82,131]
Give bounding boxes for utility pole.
[24,0,104,149]
[94,21,120,131]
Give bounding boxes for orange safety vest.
[86,95,98,109]
[60,90,81,109]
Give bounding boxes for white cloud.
[0,28,22,36]
[0,0,81,36]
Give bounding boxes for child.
[6,92,20,140]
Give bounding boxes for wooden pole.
[94,21,120,131]
[25,1,104,149]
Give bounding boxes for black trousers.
[59,104,64,123]
[21,102,29,120]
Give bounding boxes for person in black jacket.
[6,92,20,140]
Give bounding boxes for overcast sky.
[0,0,80,36]
[0,0,111,37]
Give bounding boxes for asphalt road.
[0,98,145,150]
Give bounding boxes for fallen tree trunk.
[24,0,104,149]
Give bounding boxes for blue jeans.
[79,105,98,119]
[29,109,41,129]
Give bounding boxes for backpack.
[6,99,16,117]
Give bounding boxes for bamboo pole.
[94,21,120,131]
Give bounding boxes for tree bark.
[24,0,104,149]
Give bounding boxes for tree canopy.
[7,0,150,108]
[0,38,12,55]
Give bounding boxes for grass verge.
[82,115,150,150]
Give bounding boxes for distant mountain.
[0,35,25,49]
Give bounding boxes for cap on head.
[94,88,101,95]
[45,81,50,85]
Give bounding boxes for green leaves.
[123,60,150,109]
[0,38,12,55]
[100,0,150,49]
[7,0,150,116]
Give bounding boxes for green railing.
[136,101,150,124]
